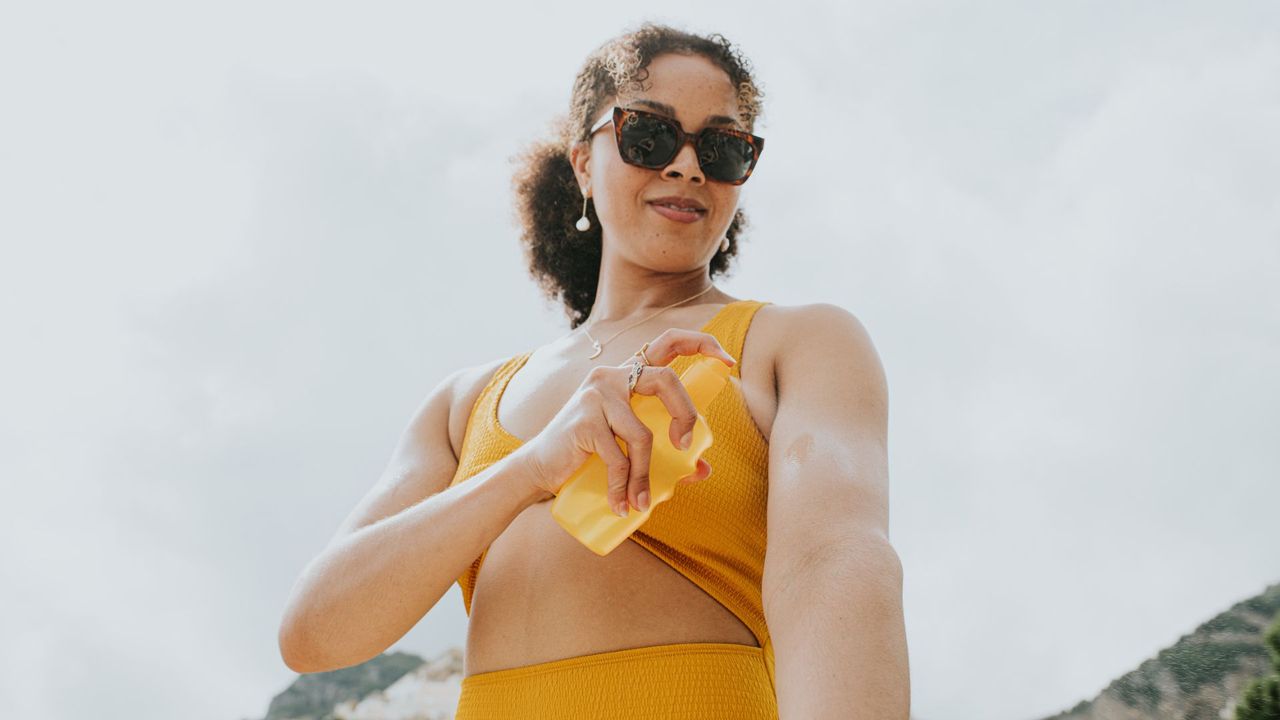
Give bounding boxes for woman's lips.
[648,201,705,223]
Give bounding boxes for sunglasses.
[588,106,765,185]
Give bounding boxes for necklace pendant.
[588,339,603,359]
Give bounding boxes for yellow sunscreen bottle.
[551,354,733,556]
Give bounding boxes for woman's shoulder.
[750,300,877,372]
[753,300,866,329]
[753,300,870,333]
[758,301,884,402]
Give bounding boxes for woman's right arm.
[278,329,734,674]
[276,363,548,674]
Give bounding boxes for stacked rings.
[626,342,652,394]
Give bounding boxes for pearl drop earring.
[720,236,729,252]
[575,190,591,232]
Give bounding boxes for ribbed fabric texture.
[453,641,777,719]
[447,299,776,698]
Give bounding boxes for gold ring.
[635,341,651,366]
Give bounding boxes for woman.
[279,22,909,719]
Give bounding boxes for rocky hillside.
[1038,581,1280,720]
[259,649,461,720]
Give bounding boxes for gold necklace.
[582,285,718,360]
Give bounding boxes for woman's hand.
[515,329,737,517]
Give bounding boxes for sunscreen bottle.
[551,354,732,556]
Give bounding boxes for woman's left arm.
[762,303,909,720]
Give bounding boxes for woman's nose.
[662,137,704,183]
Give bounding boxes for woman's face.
[571,52,745,270]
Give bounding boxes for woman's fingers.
[629,330,736,451]
[642,329,738,370]
[613,330,732,507]
[589,413,632,516]
[632,364,699,450]
[600,397,654,516]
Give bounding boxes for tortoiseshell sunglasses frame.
[588,105,765,185]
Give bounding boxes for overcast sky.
[1,2,1277,720]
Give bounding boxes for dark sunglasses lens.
[698,131,756,183]
[619,114,680,168]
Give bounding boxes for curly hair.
[508,21,767,330]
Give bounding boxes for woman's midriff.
[463,501,760,677]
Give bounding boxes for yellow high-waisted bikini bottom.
[454,641,778,719]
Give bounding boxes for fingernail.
[680,430,692,450]
[615,502,629,518]
[637,490,649,511]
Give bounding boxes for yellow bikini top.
[447,299,776,691]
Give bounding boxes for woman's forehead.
[617,54,740,118]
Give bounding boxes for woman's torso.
[446,298,786,677]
